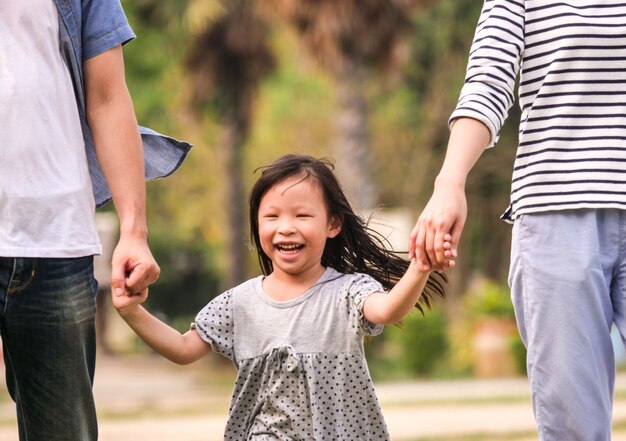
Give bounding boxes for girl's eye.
[263,214,278,219]
[296,214,312,218]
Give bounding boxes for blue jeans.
[510,209,626,441]
[0,257,98,441]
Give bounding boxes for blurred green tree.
[119,0,523,376]
[129,0,276,287]
[185,0,276,286]
[262,0,434,211]
[398,308,448,376]
[120,0,223,319]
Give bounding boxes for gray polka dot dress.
[193,267,391,440]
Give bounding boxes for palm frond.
[186,5,276,122]
[261,0,429,75]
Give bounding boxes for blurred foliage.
[465,279,515,319]
[447,277,523,375]
[144,232,220,321]
[123,2,187,133]
[510,333,528,375]
[368,307,448,380]
[259,0,429,210]
[396,308,449,376]
[120,0,524,377]
[261,0,416,76]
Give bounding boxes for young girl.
[113,154,452,440]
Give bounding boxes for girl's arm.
[113,290,211,365]
[363,236,452,325]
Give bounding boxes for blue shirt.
[54,0,191,207]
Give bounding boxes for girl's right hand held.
[415,234,456,273]
[442,234,456,268]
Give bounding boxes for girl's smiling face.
[257,175,341,281]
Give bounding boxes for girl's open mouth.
[275,243,304,254]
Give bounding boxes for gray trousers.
[510,209,626,441]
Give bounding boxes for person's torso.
[0,0,100,257]
[225,269,390,440]
[232,269,367,362]
[454,1,626,220]
[513,1,626,218]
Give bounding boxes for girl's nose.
[277,218,296,234]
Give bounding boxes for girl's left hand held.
[112,286,149,316]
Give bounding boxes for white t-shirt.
[0,0,101,257]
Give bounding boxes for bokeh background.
[114,0,523,380]
[4,1,626,440]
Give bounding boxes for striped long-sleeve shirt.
[450,0,626,221]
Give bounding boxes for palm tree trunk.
[224,108,248,287]
[334,64,378,212]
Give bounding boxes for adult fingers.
[414,219,432,271]
[125,261,160,294]
[110,255,127,297]
[429,230,449,272]
[449,218,465,258]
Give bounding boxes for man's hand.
[111,232,160,296]
[111,285,148,317]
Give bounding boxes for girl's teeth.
[278,244,301,252]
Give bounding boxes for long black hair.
[249,154,445,312]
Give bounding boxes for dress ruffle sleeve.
[345,273,385,337]
[192,290,235,360]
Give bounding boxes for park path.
[3,355,626,440]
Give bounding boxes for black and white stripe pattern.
[450,1,626,221]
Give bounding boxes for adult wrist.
[118,223,149,240]
[434,173,466,191]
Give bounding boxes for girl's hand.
[365,234,455,325]
[112,287,149,316]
